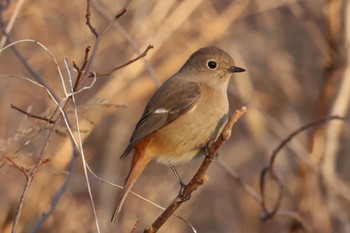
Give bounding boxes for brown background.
[0,0,349,232]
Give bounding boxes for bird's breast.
[146,83,229,165]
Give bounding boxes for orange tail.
[111,147,150,223]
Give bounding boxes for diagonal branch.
[144,106,247,233]
[95,44,154,77]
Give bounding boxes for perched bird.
[111,46,245,222]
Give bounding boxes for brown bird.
[111,46,245,222]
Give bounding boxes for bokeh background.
[0,0,349,232]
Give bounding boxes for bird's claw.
[204,142,219,159]
[178,181,191,202]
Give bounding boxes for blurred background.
[0,0,349,232]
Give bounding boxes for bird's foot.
[178,181,191,202]
[204,142,212,156]
[204,142,219,159]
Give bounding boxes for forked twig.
[6,157,29,180]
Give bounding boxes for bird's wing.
[120,78,201,159]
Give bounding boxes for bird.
[111,46,245,222]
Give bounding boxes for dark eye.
[207,60,217,70]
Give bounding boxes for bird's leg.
[170,165,191,202]
[204,140,214,156]
[203,144,210,156]
[204,141,219,158]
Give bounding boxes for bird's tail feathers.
[111,150,150,223]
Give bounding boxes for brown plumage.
[111,46,245,222]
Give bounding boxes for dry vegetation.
[0,0,349,232]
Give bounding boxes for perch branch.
[144,106,247,233]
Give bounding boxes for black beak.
[231,66,246,73]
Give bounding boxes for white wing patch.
[154,108,169,114]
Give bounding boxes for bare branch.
[85,0,98,37]
[5,1,148,232]
[72,46,91,91]
[260,115,349,220]
[11,135,54,233]
[6,157,29,181]
[66,57,101,232]
[216,158,262,203]
[269,115,349,167]
[144,106,247,233]
[10,104,55,124]
[31,146,79,233]
[95,45,154,77]
[90,0,160,86]
[79,5,128,87]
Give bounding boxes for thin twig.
[259,167,284,220]
[31,148,78,233]
[269,115,349,167]
[90,0,160,86]
[85,0,98,37]
[10,104,55,124]
[144,106,247,233]
[4,74,66,233]
[85,162,197,233]
[6,157,28,181]
[5,66,82,232]
[72,46,91,91]
[79,7,128,88]
[217,157,311,232]
[216,157,262,203]
[0,34,58,100]
[0,39,67,98]
[5,1,144,231]
[11,126,56,233]
[65,57,101,232]
[6,39,79,232]
[95,45,154,77]
[259,115,349,220]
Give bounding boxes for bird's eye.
[206,60,217,70]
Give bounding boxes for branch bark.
[144,106,247,233]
